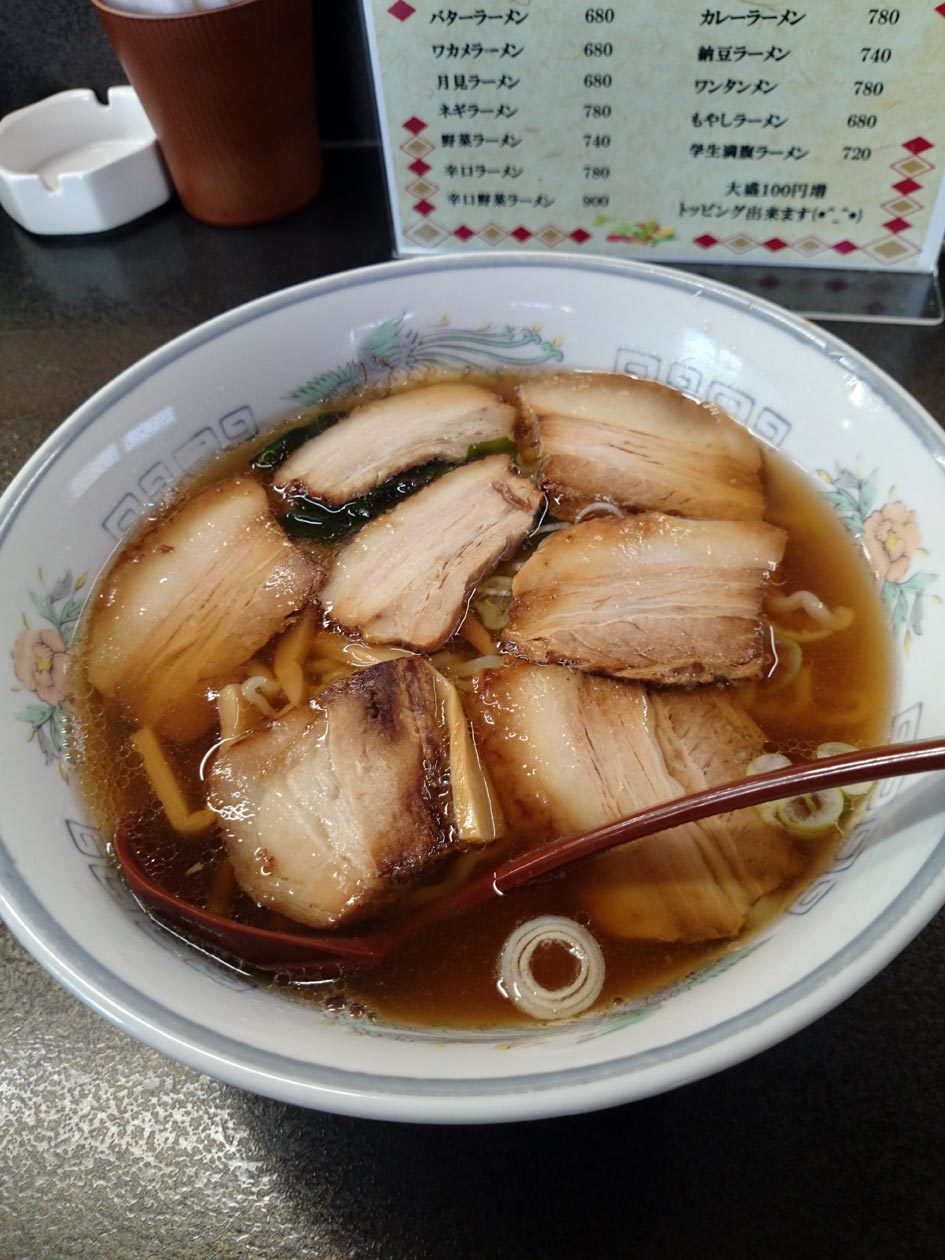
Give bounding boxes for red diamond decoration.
[832,240,857,255]
[403,116,427,135]
[454,225,475,241]
[570,228,591,244]
[388,1,415,21]
[413,199,434,217]
[408,158,431,177]
[903,136,933,155]
[883,216,910,234]
[893,177,921,195]
[936,3,945,17]
[762,237,788,252]
[510,226,532,242]
[693,233,718,249]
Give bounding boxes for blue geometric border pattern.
[66,818,104,858]
[134,920,251,992]
[100,404,258,541]
[788,877,837,918]
[613,347,792,448]
[874,702,922,808]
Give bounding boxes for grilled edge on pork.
[320,454,544,652]
[209,657,497,929]
[86,478,323,740]
[275,382,515,505]
[518,372,765,521]
[500,512,786,685]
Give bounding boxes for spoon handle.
[113,735,945,974]
[493,737,945,893]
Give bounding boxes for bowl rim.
[2,250,944,1123]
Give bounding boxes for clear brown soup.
[68,373,893,1029]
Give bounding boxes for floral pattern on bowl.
[819,464,938,650]
[11,569,86,777]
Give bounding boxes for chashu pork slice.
[86,478,322,740]
[275,382,515,505]
[320,454,544,651]
[518,372,765,521]
[210,657,481,929]
[501,512,786,685]
[473,664,798,943]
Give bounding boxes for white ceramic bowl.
[1,254,943,1124]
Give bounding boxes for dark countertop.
[2,145,945,1260]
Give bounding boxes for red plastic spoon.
[113,736,945,976]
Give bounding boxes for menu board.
[362,0,945,271]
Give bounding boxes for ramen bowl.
[1,254,943,1123]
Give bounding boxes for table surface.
[2,146,944,1260]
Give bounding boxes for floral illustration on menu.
[594,215,677,247]
[290,315,564,407]
[12,569,86,776]
[818,466,938,651]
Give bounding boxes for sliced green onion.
[466,436,518,461]
[815,742,875,799]
[775,788,845,835]
[573,501,623,522]
[746,753,792,777]
[498,916,605,1021]
[475,595,512,632]
[746,753,792,825]
[474,576,514,631]
[475,577,514,597]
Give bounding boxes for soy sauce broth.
[67,372,894,1028]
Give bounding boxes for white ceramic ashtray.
[0,86,172,235]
